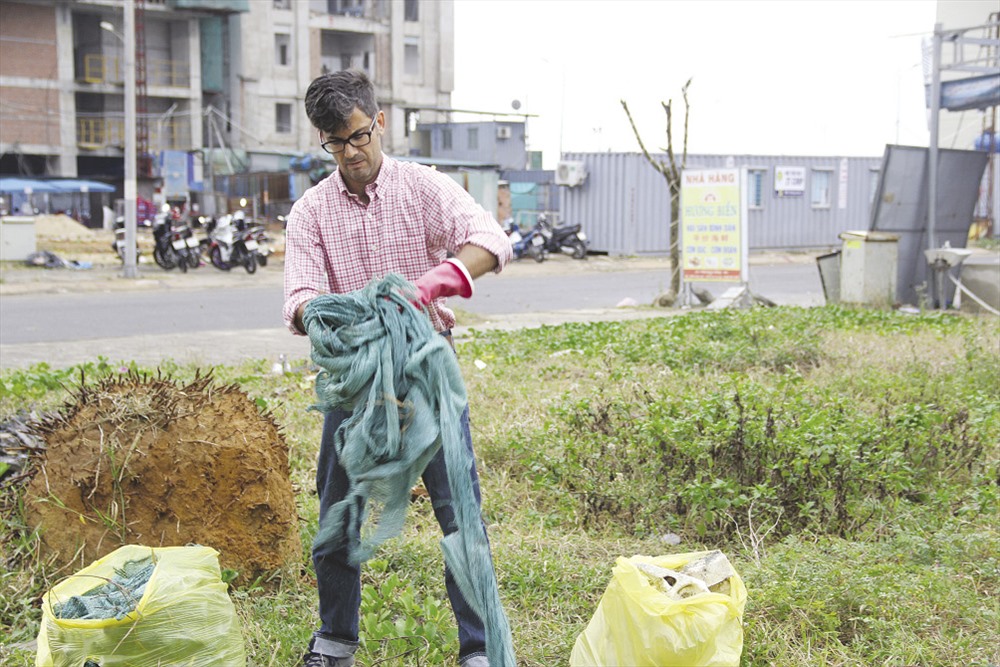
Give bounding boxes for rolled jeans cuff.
[311,632,358,658]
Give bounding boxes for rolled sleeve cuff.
[466,229,513,273]
[283,290,316,336]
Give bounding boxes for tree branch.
[621,99,667,178]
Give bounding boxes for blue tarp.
[47,179,115,193]
[0,178,114,193]
[0,178,59,193]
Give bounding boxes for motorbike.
[503,218,546,262]
[152,210,201,272]
[536,213,589,259]
[204,210,260,273]
[245,223,273,267]
[111,216,141,263]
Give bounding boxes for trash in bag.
[35,544,247,667]
[570,550,747,667]
[52,555,155,621]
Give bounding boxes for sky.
[451,0,939,168]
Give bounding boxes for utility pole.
[928,22,942,253]
[122,0,139,279]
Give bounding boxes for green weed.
[1,306,997,667]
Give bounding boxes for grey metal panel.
[500,170,553,184]
[870,144,989,305]
[560,152,671,255]
[560,152,882,255]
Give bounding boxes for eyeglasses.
[320,113,378,154]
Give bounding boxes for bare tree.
[621,78,692,299]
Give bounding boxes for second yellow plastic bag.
[570,551,747,667]
[35,544,246,667]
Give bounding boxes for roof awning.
[0,178,59,193]
[0,178,115,193]
[47,179,116,193]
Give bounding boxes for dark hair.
[304,69,379,134]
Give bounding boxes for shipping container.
[559,152,883,254]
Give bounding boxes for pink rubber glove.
[414,258,474,305]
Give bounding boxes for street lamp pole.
[122,0,139,278]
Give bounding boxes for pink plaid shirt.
[283,155,512,334]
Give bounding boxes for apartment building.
[0,0,454,201]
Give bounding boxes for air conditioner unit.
[496,126,512,139]
[555,160,587,187]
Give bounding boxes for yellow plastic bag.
[36,544,246,667]
[570,551,747,667]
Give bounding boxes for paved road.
[0,254,825,370]
[0,261,823,344]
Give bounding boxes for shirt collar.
[333,153,394,200]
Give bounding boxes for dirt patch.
[24,372,301,582]
[33,214,98,241]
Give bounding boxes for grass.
[1,305,998,666]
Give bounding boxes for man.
[282,69,512,667]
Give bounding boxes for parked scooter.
[111,216,141,263]
[536,213,589,259]
[152,207,200,272]
[245,223,273,267]
[204,210,260,273]
[503,218,547,262]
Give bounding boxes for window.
[811,169,832,208]
[327,0,362,14]
[747,169,765,209]
[276,103,292,133]
[275,33,290,67]
[273,0,290,8]
[404,37,420,76]
[442,128,452,150]
[404,0,419,21]
[868,169,881,206]
[468,127,479,150]
[405,109,419,136]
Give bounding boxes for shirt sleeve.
[282,194,329,335]
[421,169,513,273]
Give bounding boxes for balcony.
[77,116,191,151]
[80,53,190,88]
[77,117,124,150]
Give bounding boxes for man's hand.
[414,258,474,306]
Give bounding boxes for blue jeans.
[311,401,489,663]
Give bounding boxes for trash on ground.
[570,550,747,667]
[23,250,91,270]
[36,544,246,667]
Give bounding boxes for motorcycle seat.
[553,223,581,234]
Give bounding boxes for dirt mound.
[25,371,301,583]
[34,214,96,240]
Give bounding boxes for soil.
[24,372,302,582]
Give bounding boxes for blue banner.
[926,73,1000,112]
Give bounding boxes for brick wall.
[0,2,58,78]
[0,2,60,147]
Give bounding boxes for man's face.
[321,107,384,191]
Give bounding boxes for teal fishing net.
[304,274,515,667]
[54,556,154,621]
